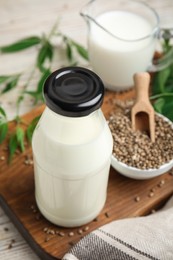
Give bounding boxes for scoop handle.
[134,72,150,103]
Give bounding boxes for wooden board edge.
[0,194,59,260]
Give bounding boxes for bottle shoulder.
[33,107,108,145]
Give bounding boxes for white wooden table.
[0,0,172,259]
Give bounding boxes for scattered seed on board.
[43,227,48,232]
[83,226,89,232]
[50,230,55,235]
[151,209,156,214]
[158,180,165,187]
[105,212,110,218]
[4,227,9,232]
[8,244,12,249]
[68,232,74,237]
[0,156,5,161]
[45,236,51,242]
[160,180,165,185]
[149,192,154,198]
[59,232,65,237]
[24,159,33,165]
[46,229,52,234]
[77,229,83,235]
[135,196,140,202]
[7,239,15,249]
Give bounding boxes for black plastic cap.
[43,67,104,117]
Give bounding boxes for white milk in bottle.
[88,10,156,90]
[32,67,113,227]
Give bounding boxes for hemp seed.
[158,179,165,187]
[50,230,55,235]
[77,229,83,235]
[149,192,154,198]
[44,236,51,242]
[43,227,48,232]
[0,156,5,161]
[59,232,65,237]
[8,244,12,249]
[83,226,89,232]
[109,112,173,170]
[68,232,74,237]
[105,212,110,218]
[151,209,156,214]
[135,196,140,202]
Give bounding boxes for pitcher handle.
[148,28,173,72]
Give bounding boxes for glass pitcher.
[81,0,173,91]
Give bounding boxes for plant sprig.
[0,20,88,163]
[151,36,173,121]
[0,36,41,53]
[0,107,8,144]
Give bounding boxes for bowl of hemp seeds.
[109,110,173,180]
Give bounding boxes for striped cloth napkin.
[63,196,173,260]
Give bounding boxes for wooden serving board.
[0,90,173,260]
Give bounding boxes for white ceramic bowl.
[111,113,173,180]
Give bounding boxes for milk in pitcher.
[88,11,156,89]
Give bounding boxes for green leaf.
[153,98,165,113]
[0,106,7,118]
[1,75,20,94]
[0,36,41,53]
[26,115,41,143]
[66,42,73,61]
[153,96,173,121]
[0,106,8,144]
[17,95,24,105]
[0,123,8,144]
[0,75,11,84]
[152,66,171,95]
[25,69,50,104]
[8,134,18,163]
[37,69,50,94]
[160,97,173,121]
[17,95,24,110]
[37,42,53,72]
[71,41,88,60]
[25,90,39,98]
[16,127,25,152]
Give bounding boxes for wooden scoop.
[131,72,155,142]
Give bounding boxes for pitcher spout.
[80,0,96,25]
